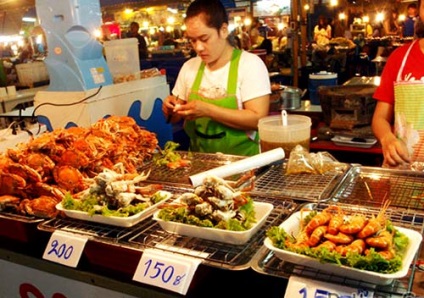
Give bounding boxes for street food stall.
[0,1,423,298]
[0,122,423,297]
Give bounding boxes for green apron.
[184,49,259,156]
[393,40,424,166]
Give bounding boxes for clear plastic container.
[104,38,140,83]
[258,114,312,158]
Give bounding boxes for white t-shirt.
[172,50,271,107]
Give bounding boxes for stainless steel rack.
[38,184,298,270]
[251,202,424,297]
[330,166,424,212]
[251,161,348,202]
[0,211,45,243]
[139,151,246,185]
[38,185,195,244]
[127,196,296,269]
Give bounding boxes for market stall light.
[167,16,175,25]
[330,0,338,7]
[167,7,178,14]
[0,35,24,43]
[22,17,36,23]
[363,15,370,23]
[181,24,186,31]
[339,12,346,20]
[93,29,102,39]
[375,12,384,23]
[399,14,406,22]
[165,25,173,33]
[277,22,285,30]
[304,4,310,11]
[142,21,149,29]
[35,34,43,45]
[124,8,133,15]
[243,18,251,26]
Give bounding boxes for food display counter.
[0,148,423,297]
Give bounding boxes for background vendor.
[372,0,424,168]
[162,0,270,156]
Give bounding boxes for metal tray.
[38,184,298,270]
[329,166,424,211]
[250,202,424,296]
[0,212,45,243]
[127,195,296,270]
[140,151,246,186]
[250,160,349,202]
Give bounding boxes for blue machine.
[35,0,113,91]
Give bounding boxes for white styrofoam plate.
[153,201,274,245]
[56,191,173,228]
[331,135,378,148]
[264,211,422,285]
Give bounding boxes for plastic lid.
[309,71,337,79]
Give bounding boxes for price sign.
[285,276,374,298]
[42,230,88,268]
[133,249,201,295]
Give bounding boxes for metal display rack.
[251,202,424,297]
[39,189,298,270]
[251,161,349,202]
[330,166,424,212]
[0,150,422,296]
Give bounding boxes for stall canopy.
[0,0,34,35]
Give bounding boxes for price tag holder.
[133,248,201,295]
[42,230,88,268]
[285,276,374,298]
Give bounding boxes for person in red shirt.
[372,0,424,167]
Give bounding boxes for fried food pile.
[157,175,256,231]
[267,202,410,273]
[0,116,158,218]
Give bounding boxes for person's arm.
[162,94,184,123]
[371,101,410,166]
[326,25,332,39]
[173,95,269,131]
[313,26,320,41]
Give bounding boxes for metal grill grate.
[251,161,348,202]
[0,212,44,224]
[128,196,296,269]
[331,166,424,211]
[251,202,424,296]
[139,151,246,185]
[38,185,193,242]
[38,186,297,270]
[39,216,144,242]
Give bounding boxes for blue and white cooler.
[308,71,338,105]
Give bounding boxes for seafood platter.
[40,171,297,270]
[0,116,160,240]
[152,175,274,245]
[56,167,173,228]
[264,204,421,285]
[0,115,423,295]
[252,201,424,294]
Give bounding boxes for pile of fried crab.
[0,116,159,218]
